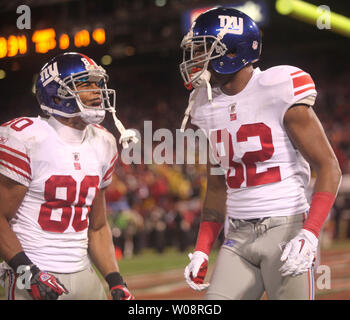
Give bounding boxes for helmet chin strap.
[181,69,218,132]
[111,109,139,149]
[80,109,106,124]
[191,69,213,101]
[77,101,139,149]
[76,99,106,124]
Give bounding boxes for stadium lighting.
[0,69,6,79]
[275,0,350,37]
[74,29,90,47]
[32,28,56,53]
[59,33,70,50]
[155,0,167,7]
[101,55,112,65]
[92,28,106,45]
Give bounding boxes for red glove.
[110,285,135,300]
[8,251,68,300]
[192,258,208,284]
[184,251,209,291]
[29,267,68,300]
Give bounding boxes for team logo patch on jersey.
[74,163,81,170]
[229,103,237,121]
[73,152,81,170]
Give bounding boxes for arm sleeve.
[0,125,32,187]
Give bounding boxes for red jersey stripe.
[0,151,31,175]
[103,163,116,182]
[0,161,31,181]
[293,74,314,89]
[290,70,303,76]
[102,168,114,182]
[103,155,118,181]
[0,143,30,162]
[294,86,316,96]
[103,171,114,183]
[109,152,118,165]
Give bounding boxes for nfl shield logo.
[73,152,80,161]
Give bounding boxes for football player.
[180,7,342,299]
[0,52,136,300]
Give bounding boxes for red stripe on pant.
[308,269,315,300]
[7,271,17,300]
[11,274,17,300]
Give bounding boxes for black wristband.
[8,251,33,272]
[105,272,124,289]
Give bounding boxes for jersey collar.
[48,116,87,145]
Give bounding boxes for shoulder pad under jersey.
[258,65,317,106]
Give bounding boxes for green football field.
[0,247,218,299]
[117,247,218,276]
[1,240,350,300]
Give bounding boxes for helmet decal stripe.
[79,53,96,66]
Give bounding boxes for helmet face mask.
[179,7,261,88]
[36,52,116,124]
[180,34,227,85]
[61,69,115,112]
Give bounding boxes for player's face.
[192,42,210,68]
[75,81,102,107]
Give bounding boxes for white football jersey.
[190,65,317,219]
[0,116,118,273]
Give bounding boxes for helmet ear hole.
[226,48,237,59]
[53,97,61,104]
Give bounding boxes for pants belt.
[229,212,307,228]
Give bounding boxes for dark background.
[0,0,349,132]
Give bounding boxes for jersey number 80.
[38,175,99,233]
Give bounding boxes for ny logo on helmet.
[40,62,59,87]
[217,15,244,35]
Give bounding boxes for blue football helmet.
[180,7,262,87]
[36,52,115,124]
